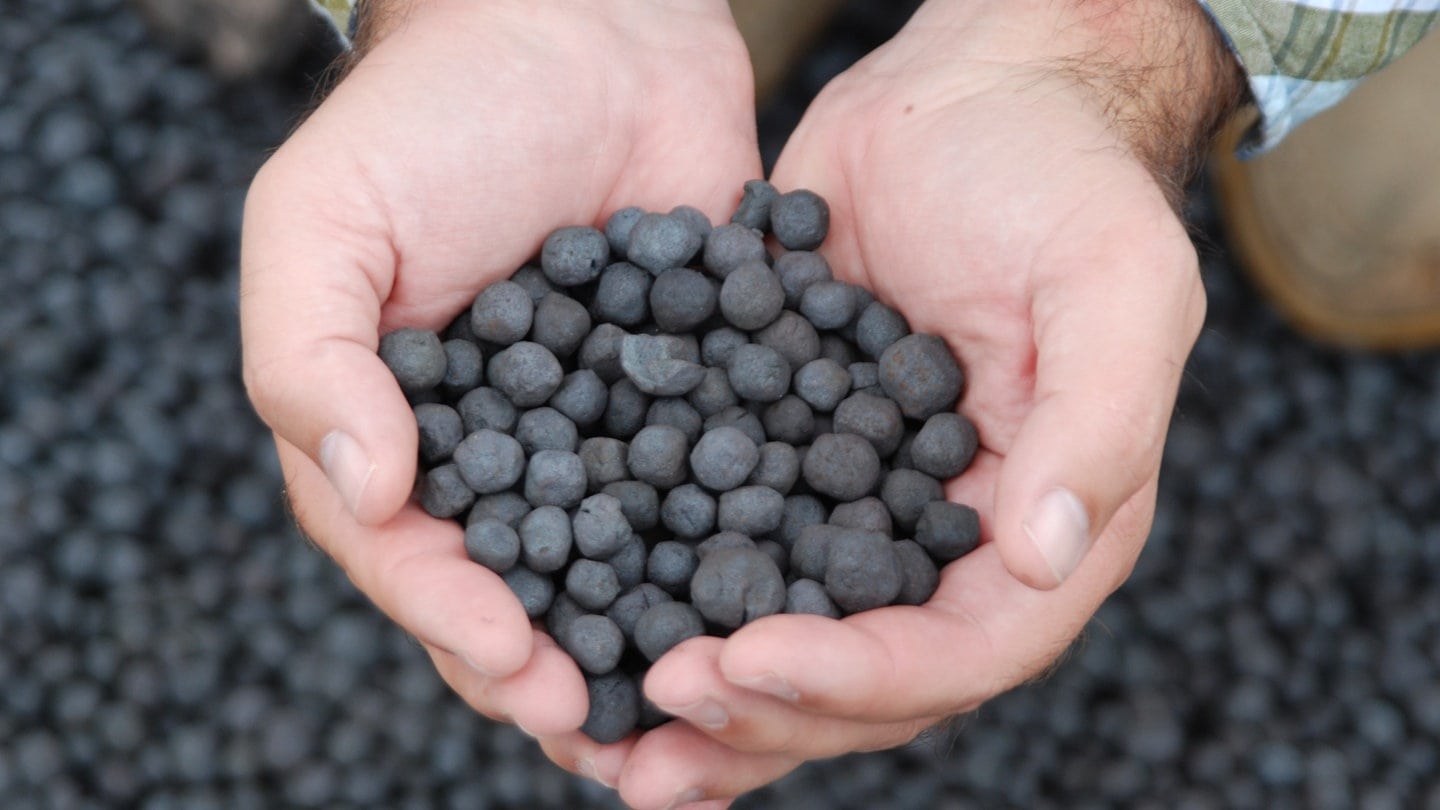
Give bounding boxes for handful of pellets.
[378,182,981,744]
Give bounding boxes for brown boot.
[1211,32,1440,350]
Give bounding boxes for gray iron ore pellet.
[769,189,830,251]
[467,492,532,529]
[620,334,706,397]
[635,602,706,662]
[510,264,554,302]
[774,250,833,308]
[790,524,842,580]
[802,433,881,501]
[627,212,702,273]
[878,333,965,420]
[829,496,893,536]
[669,205,712,245]
[702,406,768,448]
[420,464,474,519]
[379,328,446,392]
[910,412,979,480]
[592,261,652,327]
[579,323,629,384]
[518,505,573,574]
[604,379,650,440]
[602,480,660,532]
[690,547,787,631]
[439,339,484,396]
[761,395,815,445]
[757,539,789,575]
[914,500,981,564]
[608,533,649,590]
[799,280,859,331]
[689,426,760,492]
[572,493,631,559]
[704,224,768,279]
[582,672,640,744]
[452,429,525,494]
[503,566,556,620]
[540,225,609,286]
[730,179,778,231]
[607,583,672,641]
[514,407,578,455]
[893,539,941,606]
[881,468,945,531]
[647,540,699,597]
[469,280,534,345]
[687,366,739,417]
[579,437,630,491]
[695,531,757,560]
[604,206,645,256]
[414,403,463,465]
[855,301,910,360]
[719,262,785,330]
[727,343,791,403]
[847,362,879,393]
[785,578,841,618]
[456,386,518,435]
[793,358,852,413]
[700,327,748,368]
[562,614,626,675]
[660,484,717,540]
[819,333,857,368]
[549,369,609,427]
[565,559,622,612]
[524,450,587,509]
[646,398,703,445]
[649,268,717,333]
[488,341,563,408]
[464,518,521,574]
[626,425,689,489]
[833,392,904,458]
[546,593,586,646]
[530,292,592,358]
[717,485,785,536]
[824,530,903,614]
[753,310,821,372]
[749,442,800,494]
[777,494,828,551]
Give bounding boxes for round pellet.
[540,225,609,286]
[469,281,534,345]
[379,328,446,392]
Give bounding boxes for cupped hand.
[239,0,761,771]
[606,0,1241,805]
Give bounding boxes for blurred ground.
[4,1,1440,808]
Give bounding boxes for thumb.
[240,156,418,527]
[992,227,1205,590]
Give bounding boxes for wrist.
[904,0,1245,199]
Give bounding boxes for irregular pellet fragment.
[620,333,706,397]
[729,179,778,231]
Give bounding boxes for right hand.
[239,0,761,783]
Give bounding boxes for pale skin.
[240,0,1242,807]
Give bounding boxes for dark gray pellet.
[825,530,903,614]
[602,480,660,532]
[456,386,518,435]
[562,614,625,675]
[626,425,689,489]
[728,343,791,403]
[689,426,760,492]
[847,362,879,393]
[855,301,910,360]
[660,484,717,540]
[702,405,768,448]
[880,468,945,531]
[582,672,640,744]
[414,403,463,465]
[719,262,785,330]
[514,407,578,455]
[419,464,475,519]
[669,205,712,245]
[749,442,800,495]
[540,225,609,286]
[647,541,699,597]
[774,250,833,308]
[607,583,673,641]
[690,547,787,631]
[878,334,965,420]
[687,366,740,417]
[546,593,586,647]
[591,261,652,327]
[777,494,828,551]
[799,281,859,331]
[645,398,703,445]
[700,327,749,368]
[565,560,622,612]
[604,207,646,257]
[523,450,587,509]
[579,437,629,492]
[910,412,979,480]
[753,310,821,372]
[469,281,534,345]
[786,578,841,618]
[829,497,893,536]
[502,566,556,620]
[802,433,881,501]
[761,395,815,445]
[568,493,629,559]
[894,539,941,606]
[467,492,532,529]
[608,533,649,590]
[603,378,651,441]
[626,212,702,273]
[635,602,706,662]
[769,189,830,251]
[792,358,852,413]
[452,429,526,494]
[464,518,520,574]
[379,328,446,392]
[649,268,717,333]
[695,531,757,560]
[530,292,591,358]
[487,341,563,408]
[833,392,904,458]
[549,369,609,427]
[818,333,857,367]
[730,178,778,231]
[717,485,785,536]
[439,339,484,396]
[914,501,981,564]
[518,505,573,574]
[703,224,768,279]
[578,323,629,384]
[510,264,554,302]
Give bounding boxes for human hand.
[240,0,761,764]
[594,1,1244,805]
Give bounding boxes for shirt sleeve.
[1196,0,1440,155]
[309,0,358,46]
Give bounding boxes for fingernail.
[662,698,728,731]
[577,757,613,788]
[663,788,705,810]
[728,671,799,702]
[1022,487,1091,586]
[319,429,375,518]
[459,651,497,679]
